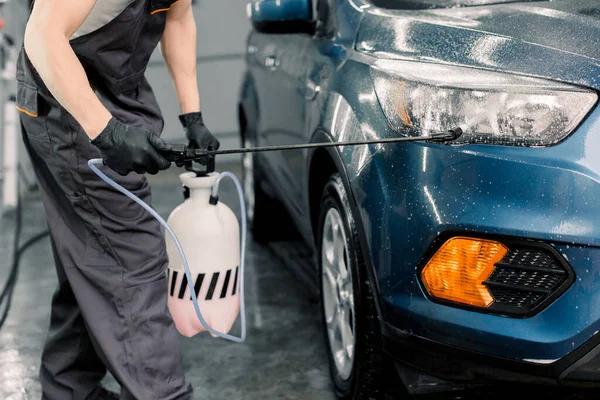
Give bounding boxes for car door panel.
[253,34,313,226]
[273,36,313,220]
[246,33,290,194]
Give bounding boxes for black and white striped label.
[168,267,239,301]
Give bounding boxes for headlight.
[371,60,598,146]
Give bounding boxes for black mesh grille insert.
[482,245,572,316]
[502,248,562,271]
[487,287,544,308]
[487,268,563,292]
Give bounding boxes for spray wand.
[89,127,464,343]
[158,127,463,165]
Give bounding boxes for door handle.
[306,79,321,100]
[264,55,279,71]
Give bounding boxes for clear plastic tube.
[88,159,247,343]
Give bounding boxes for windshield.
[368,0,546,10]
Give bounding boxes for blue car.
[238,0,600,397]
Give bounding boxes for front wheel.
[317,173,407,400]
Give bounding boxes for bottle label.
[167,266,239,301]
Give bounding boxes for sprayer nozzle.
[429,127,463,143]
[448,127,463,140]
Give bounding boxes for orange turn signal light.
[421,237,508,308]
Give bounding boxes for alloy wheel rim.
[321,207,356,380]
[242,138,255,224]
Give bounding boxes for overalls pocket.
[16,81,40,118]
[16,80,55,153]
[67,193,124,268]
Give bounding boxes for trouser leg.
[21,109,193,400]
[38,235,107,400]
[22,131,107,400]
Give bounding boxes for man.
[16,0,219,398]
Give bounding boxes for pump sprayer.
[88,127,463,343]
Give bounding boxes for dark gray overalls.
[16,0,194,398]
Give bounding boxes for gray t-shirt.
[72,0,134,39]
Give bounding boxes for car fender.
[305,53,404,314]
[308,122,387,322]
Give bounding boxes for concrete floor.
[0,161,333,400]
[0,161,598,400]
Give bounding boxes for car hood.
[356,0,600,90]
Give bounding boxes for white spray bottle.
[89,158,247,343]
[166,171,241,337]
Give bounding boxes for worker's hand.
[179,112,220,166]
[91,117,172,176]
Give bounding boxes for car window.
[368,0,546,10]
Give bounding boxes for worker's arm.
[24,0,112,139]
[161,0,200,114]
[24,0,171,175]
[161,1,219,152]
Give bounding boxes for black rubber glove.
[91,117,172,176]
[179,112,220,166]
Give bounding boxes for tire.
[317,173,407,400]
[241,135,293,243]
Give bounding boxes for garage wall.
[1,0,32,213]
[147,0,251,160]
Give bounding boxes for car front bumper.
[381,319,600,389]
[348,104,600,380]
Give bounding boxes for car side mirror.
[247,0,316,35]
